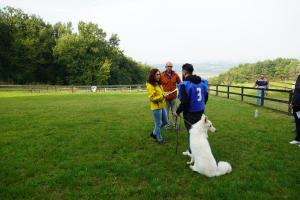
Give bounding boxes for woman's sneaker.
[157,140,166,144]
[149,132,156,140]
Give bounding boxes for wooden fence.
[0,84,146,93]
[0,84,294,114]
[208,84,294,114]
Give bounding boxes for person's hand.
[173,112,178,117]
[163,92,171,97]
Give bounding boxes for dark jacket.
[176,75,208,114]
[292,88,300,113]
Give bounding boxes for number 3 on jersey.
[196,88,202,101]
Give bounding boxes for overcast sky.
[1,0,300,64]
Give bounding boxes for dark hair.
[147,68,160,85]
[182,63,194,74]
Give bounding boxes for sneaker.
[157,140,167,144]
[149,132,156,140]
[165,125,170,131]
[289,140,300,144]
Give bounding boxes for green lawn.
[0,92,299,199]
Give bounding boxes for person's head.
[147,68,161,85]
[259,74,265,80]
[182,63,194,79]
[165,61,173,73]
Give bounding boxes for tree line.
[0,6,151,85]
[209,58,300,85]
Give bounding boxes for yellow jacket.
[146,82,166,110]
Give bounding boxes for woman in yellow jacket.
[146,68,169,144]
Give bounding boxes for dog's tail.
[216,161,232,176]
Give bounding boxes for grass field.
[0,92,299,199]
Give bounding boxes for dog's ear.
[200,114,205,123]
[205,116,208,123]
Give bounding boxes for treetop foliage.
[0,6,151,85]
[209,58,300,85]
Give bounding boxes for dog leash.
[177,114,194,126]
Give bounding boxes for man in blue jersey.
[173,63,208,153]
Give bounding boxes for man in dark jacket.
[254,74,269,106]
[173,63,208,153]
[290,75,300,145]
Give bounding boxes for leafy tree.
[108,34,120,47]
[98,59,111,85]
[210,58,300,84]
[0,6,151,85]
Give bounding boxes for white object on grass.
[254,109,258,118]
[91,86,97,92]
[289,140,300,144]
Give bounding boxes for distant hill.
[154,62,237,79]
[209,58,300,84]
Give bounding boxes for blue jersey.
[178,80,208,112]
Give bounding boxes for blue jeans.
[256,89,262,106]
[165,99,178,127]
[152,108,168,142]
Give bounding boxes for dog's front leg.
[190,164,197,172]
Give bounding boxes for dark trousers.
[183,111,203,153]
[183,111,203,131]
[293,112,300,141]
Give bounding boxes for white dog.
[183,114,232,177]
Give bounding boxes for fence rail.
[0,84,146,93]
[0,84,294,114]
[208,84,293,114]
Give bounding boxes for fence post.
[216,85,218,96]
[288,90,293,114]
[241,87,244,101]
[261,89,265,106]
[227,86,229,98]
